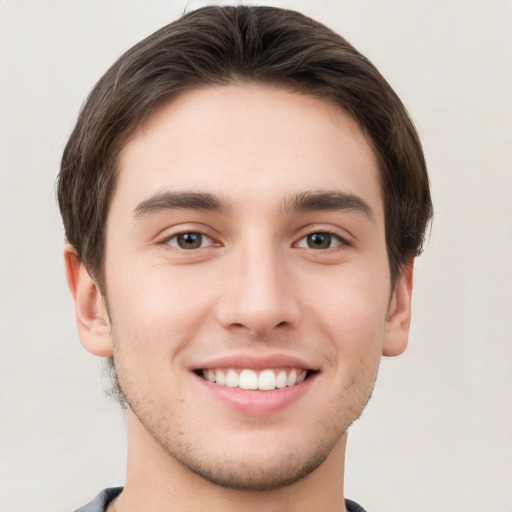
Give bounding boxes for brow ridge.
[134,191,230,217]
[134,190,374,222]
[283,191,375,221]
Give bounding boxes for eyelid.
[158,225,221,248]
[166,232,215,249]
[293,226,352,249]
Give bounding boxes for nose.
[214,242,301,338]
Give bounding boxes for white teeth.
[286,369,297,387]
[258,369,276,390]
[226,369,238,387]
[202,368,310,390]
[239,369,258,390]
[276,370,287,388]
[296,371,307,384]
[215,369,226,385]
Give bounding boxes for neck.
[111,411,348,512]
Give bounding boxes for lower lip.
[195,373,316,416]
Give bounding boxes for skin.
[65,83,413,512]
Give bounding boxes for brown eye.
[307,233,331,249]
[167,232,212,250]
[296,232,343,250]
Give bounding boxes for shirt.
[74,487,368,511]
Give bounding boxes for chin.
[170,444,335,492]
[128,395,347,492]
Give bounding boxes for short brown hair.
[58,5,432,289]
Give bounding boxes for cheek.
[303,268,391,381]
[107,265,214,357]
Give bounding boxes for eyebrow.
[283,191,375,221]
[133,189,374,222]
[134,191,231,217]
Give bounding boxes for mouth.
[192,356,320,415]
[195,367,317,391]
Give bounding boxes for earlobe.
[64,245,113,357]
[382,263,414,357]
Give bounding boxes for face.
[72,83,412,491]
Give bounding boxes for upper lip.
[191,353,318,372]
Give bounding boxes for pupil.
[178,233,202,249]
[308,233,331,249]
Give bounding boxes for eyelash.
[294,230,349,250]
[161,228,349,252]
[163,231,216,250]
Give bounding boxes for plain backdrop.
[1,1,511,511]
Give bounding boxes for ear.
[382,262,414,357]
[64,245,113,357]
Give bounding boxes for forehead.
[114,83,382,218]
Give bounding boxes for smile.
[200,368,309,391]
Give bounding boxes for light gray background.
[1,1,511,511]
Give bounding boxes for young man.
[58,5,432,512]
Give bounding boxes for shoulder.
[73,488,123,512]
[346,498,369,512]
[72,489,365,512]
